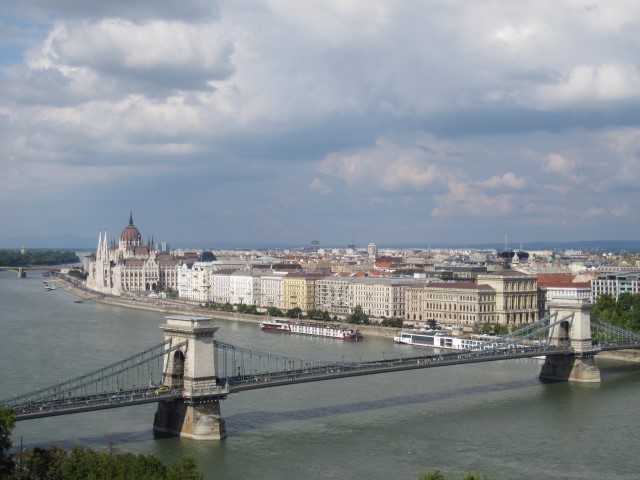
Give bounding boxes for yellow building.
[281,273,326,312]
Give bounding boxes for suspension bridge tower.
[539,297,601,383]
[153,315,228,440]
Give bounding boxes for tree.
[420,471,447,480]
[267,306,284,317]
[286,307,303,319]
[593,292,640,332]
[0,408,15,477]
[348,305,370,325]
[166,456,203,480]
[419,471,499,480]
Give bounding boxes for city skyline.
[2,2,640,247]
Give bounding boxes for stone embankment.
[597,350,640,363]
[50,276,397,339]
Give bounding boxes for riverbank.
[597,350,640,363]
[50,275,397,339]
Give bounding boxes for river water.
[2,270,640,480]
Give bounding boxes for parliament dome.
[120,213,142,246]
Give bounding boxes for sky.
[1,1,640,249]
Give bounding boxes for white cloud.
[2,1,640,244]
[611,204,631,217]
[477,172,526,190]
[25,19,234,93]
[545,153,576,174]
[316,139,442,193]
[309,178,332,195]
[432,179,515,218]
[535,63,640,107]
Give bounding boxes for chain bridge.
[3,297,640,440]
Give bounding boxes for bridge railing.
[1,339,187,410]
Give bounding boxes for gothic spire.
[129,211,134,226]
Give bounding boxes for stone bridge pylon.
[539,297,601,383]
[153,315,228,440]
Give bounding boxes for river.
[2,270,640,479]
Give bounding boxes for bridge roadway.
[13,340,640,421]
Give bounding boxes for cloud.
[477,172,526,190]
[545,153,576,175]
[432,179,515,218]
[24,19,235,94]
[316,138,445,193]
[2,1,640,245]
[5,0,221,22]
[535,63,640,107]
[309,178,332,195]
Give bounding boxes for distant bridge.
[3,297,640,440]
[0,266,61,277]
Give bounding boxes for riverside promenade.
[49,275,397,339]
[48,275,640,361]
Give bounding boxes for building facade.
[476,271,538,325]
[404,282,497,326]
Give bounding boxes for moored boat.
[261,319,363,341]
[393,331,493,350]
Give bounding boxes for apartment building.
[405,281,496,326]
[282,273,327,311]
[260,272,287,308]
[348,277,423,318]
[316,276,351,314]
[230,270,262,306]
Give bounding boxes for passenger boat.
[261,319,363,341]
[393,331,493,350]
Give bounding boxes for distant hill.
[1,236,637,252]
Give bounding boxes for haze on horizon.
[1,1,640,249]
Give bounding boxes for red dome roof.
[120,213,142,245]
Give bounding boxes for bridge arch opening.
[558,320,571,342]
[168,350,185,387]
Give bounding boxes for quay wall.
[50,276,397,339]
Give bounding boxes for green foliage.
[266,306,284,317]
[593,292,640,332]
[0,249,79,267]
[286,307,303,318]
[0,408,15,477]
[380,317,404,328]
[306,308,331,321]
[348,305,370,325]
[237,303,258,315]
[419,470,499,480]
[166,456,203,480]
[420,470,447,480]
[0,408,204,479]
[68,269,88,280]
[479,323,508,335]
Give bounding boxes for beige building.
[282,273,327,311]
[348,277,422,318]
[477,271,538,325]
[405,282,496,327]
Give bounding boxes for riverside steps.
[153,315,228,440]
